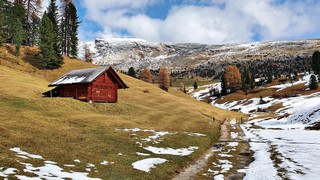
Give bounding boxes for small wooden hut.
[47,66,128,103]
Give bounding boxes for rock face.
[89,38,320,78]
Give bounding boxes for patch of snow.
[143,146,198,156]
[184,132,207,137]
[214,174,224,180]
[100,161,109,165]
[132,158,167,173]
[86,163,95,168]
[228,142,238,147]
[136,152,150,156]
[10,147,43,159]
[74,159,81,163]
[230,132,239,139]
[243,141,279,180]
[218,154,233,158]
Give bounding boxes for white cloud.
[80,0,320,43]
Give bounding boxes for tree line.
[220,51,320,95]
[127,66,171,92]
[0,0,79,69]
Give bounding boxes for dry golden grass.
[0,46,242,179]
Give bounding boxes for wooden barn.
[47,67,128,103]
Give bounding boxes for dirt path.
[173,118,252,180]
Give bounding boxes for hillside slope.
[0,47,242,179]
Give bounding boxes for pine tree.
[158,66,170,91]
[47,0,63,62]
[309,74,318,90]
[69,2,79,58]
[0,0,4,44]
[128,67,136,78]
[193,82,198,90]
[140,68,153,83]
[311,51,320,75]
[12,18,23,56]
[221,73,227,95]
[250,71,255,89]
[39,13,63,69]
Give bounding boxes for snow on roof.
[49,67,107,86]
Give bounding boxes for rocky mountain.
[81,38,320,79]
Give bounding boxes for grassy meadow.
[0,45,242,179]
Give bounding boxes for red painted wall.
[60,71,118,103]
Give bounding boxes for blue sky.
[69,0,320,44]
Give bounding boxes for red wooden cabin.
[48,67,128,103]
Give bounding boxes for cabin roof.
[49,67,128,89]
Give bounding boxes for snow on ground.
[192,83,221,100]
[0,147,101,180]
[143,146,198,156]
[241,123,320,179]
[132,158,167,172]
[207,74,320,179]
[213,92,320,128]
[117,128,207,172]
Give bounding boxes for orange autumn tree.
[224,65,242,92]
[140,67,153,83]
[158,66,170,91]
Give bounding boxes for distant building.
[45,67,128,103]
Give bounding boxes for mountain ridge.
[78,38,320,79]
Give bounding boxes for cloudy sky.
[43,0,320,44]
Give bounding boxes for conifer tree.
[0,0,4,44]
[193,82,198,90]
[47,0,63,61]
[221,73,227,95]
[128,67,136,78]
[69,2,79,58]
[309,74,318,90]
[12,18,23,56]
[39,13,63,69]
[311,51,320,75]
[140,68,153,83]
[158,66,170,91]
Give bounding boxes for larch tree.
[140,67,153,83]
[60,0,78,57]
[224,65,242,92]
[158,66,170,92]
[83,43,93,62]
[23,0,41,46]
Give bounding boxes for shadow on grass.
[22,47,43,69]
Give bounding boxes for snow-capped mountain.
[79,38,320,77]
